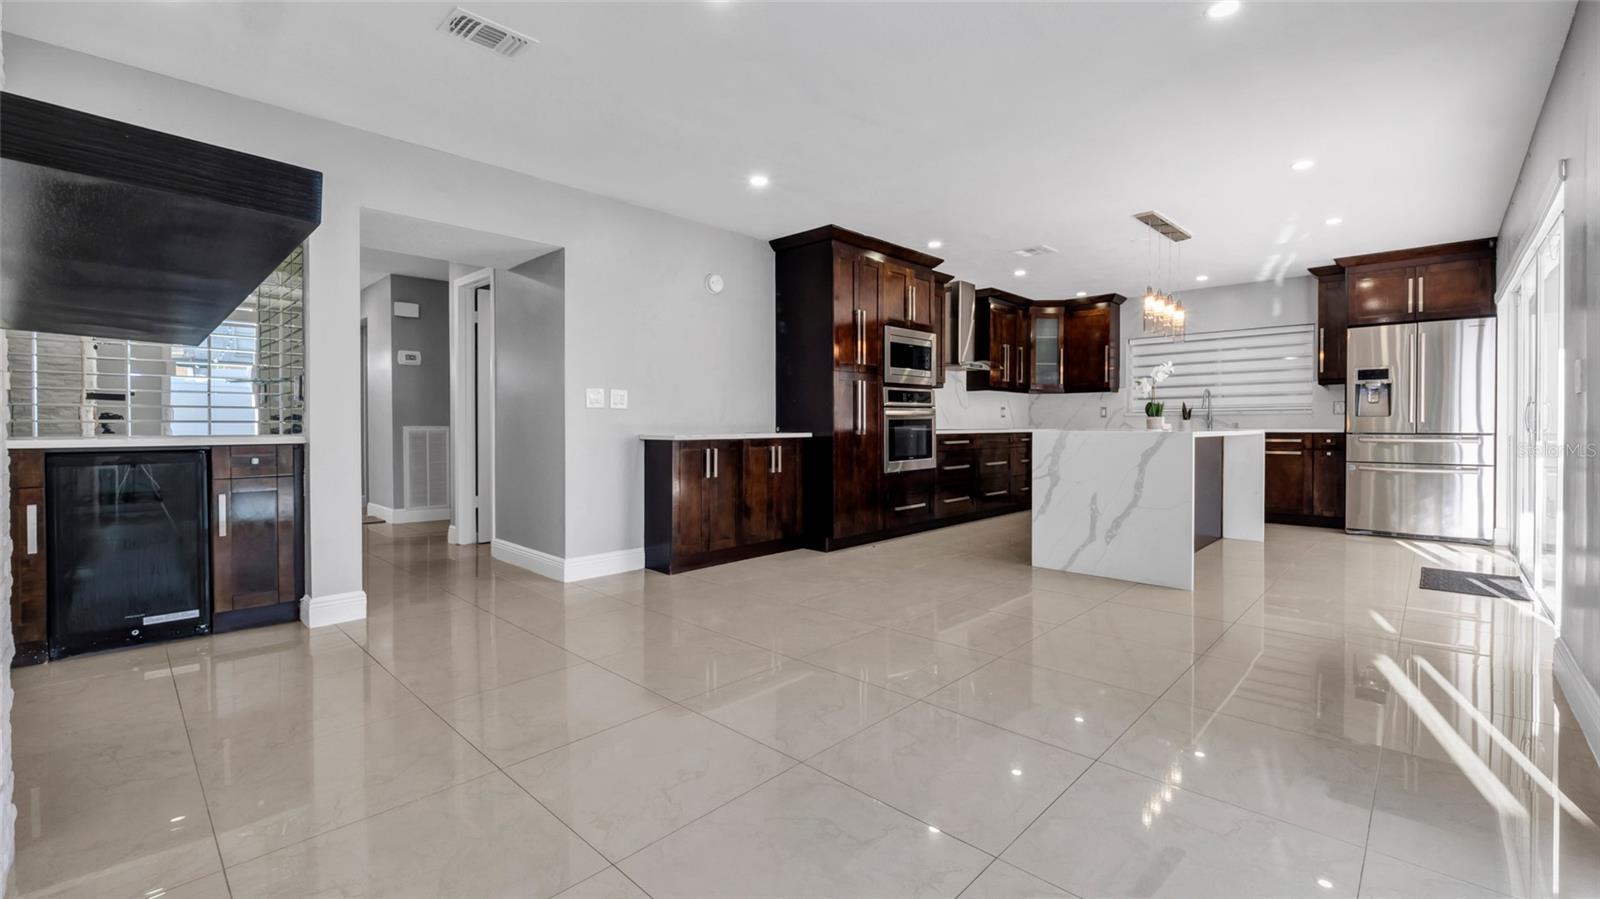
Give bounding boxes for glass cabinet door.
[1032,312,1060,389]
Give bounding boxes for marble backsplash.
[934,369,1347,433]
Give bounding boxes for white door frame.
[449,268,496,545]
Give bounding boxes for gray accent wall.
[496,253,566,556]
[361,278,395,508]
[1498,2,1599,720]
[362,274,450,510]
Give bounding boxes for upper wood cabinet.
[1310,264,1347,385]
[1061,294,1125,393]
[1030,305,1064,392]
[1337,239,1495,326]
[975,289,1031,392]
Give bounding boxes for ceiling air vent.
[439,7,536,58]
[1010,245,1059,258]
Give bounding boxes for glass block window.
[5,247,307,438]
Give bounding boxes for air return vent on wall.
[439,7,536,58]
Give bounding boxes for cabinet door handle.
[777,445,783,473]
[1318,327,1325,363]
[769,445,776,474]
[1103,346,1110,385]
[1002,344,1010,383]
[942,496,971,504]
[714,447,720,478]
[942,439,970,446]
[984,460,1007,467]
[217,494,228,537]
[1265,450,1303,456]
[984,490,1007,497]
[25,503,38,556]
[909,283,916,321]
[1418,275,1425,312]
[704,448,712,478]
[942,463,971,471]
[894,502,928,512]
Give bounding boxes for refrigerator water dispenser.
[1354,368,1391,418]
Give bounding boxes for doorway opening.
[452,268,495,545]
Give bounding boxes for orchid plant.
[1134,361,1176,419]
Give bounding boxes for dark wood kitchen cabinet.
[772,226,945,551]
[644,437,806,573]
[210,444,302,616]
[1310,264,1347,385]
[1062,295,1125,393]
[1264,432,1345,528]
[8,449,47,665]
[976,289,1031,392]
[1337,239,1495,327]
[1029,305,1064,392]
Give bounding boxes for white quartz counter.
[1030,428,1265,589]
[8,434,306,450]
[639,432,812,441]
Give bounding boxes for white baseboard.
[447,524,458,544]
[300,590,367,628]
[366,503,451,525]
[491,538,644,583]
[1555,637,1600,767]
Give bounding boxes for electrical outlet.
[1099,406,1108,418]
[610,389,629,409]
[1333,400,1346,415]
[585,387,605,409]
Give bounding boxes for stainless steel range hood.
[1,93,323,346]
[943,280,990,370]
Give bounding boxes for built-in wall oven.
[884,325,937,387]
[884,386,936,473]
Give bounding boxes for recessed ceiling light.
[1194,750,1207,758]
[927,826,941,834]
[1317,879,1334,890]
[1291,159,1316,172]
[1013,269,1027,278]
[747,173,770,188]
[1011,768,1023,776]
[1195,274,1209,282]
[1076,291,1088,298]
[1205,0,1242,19]
[927,240,943,249]
[1325,217,1343,226]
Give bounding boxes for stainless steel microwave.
[884,325,937,387]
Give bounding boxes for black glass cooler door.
[46,450,211,657]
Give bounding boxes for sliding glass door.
[1505,208,1564,620]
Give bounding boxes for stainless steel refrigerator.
[1345,317,1495,543]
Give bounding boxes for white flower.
[1151,361,1176,384]
[1133,377,1153,400]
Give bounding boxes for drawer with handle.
[934,483,978,520]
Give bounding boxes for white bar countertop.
[1031,428,1265,589]
[8,434,307,450]
[639,432,812,441]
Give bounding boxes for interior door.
[1416,318,1495,435]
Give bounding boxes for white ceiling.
[4,1,1575,296]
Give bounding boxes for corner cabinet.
[972,291,1124,394]
[644,437,805,573]
[1310,264,1347,385]
[1062,294,1124,393]
[1336,239,1495,327]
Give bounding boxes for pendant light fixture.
[1133,211,1192,342]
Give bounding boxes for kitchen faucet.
[1201,388,1213,429]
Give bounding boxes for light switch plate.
[397,350,422,366]
[585,387,605,409]
[610,389,629,409]
[1099,406,1108,418]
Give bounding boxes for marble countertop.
[9,434,306,449]
[639,432,812,441]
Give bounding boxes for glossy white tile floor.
[8,515,1600,898]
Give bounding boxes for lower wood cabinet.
[210,444,304,618]
[644,437,804,574]
[1264,432,1345,528]
[8,451,47,664]
[933,432,1030,523]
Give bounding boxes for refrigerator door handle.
[1418,332,1426,425]
[1352,463,1481,474]
[1356,435,1480,444]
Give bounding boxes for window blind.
[1126,323,1316,414]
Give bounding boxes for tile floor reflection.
[6,516,1598,898]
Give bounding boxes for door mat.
[1418,567,1532,601]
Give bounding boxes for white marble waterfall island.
[1031,429,1266,589]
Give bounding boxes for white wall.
[496,255,566,557]
[1497,1,1599,741]
[936,275,1346,432]
[2,36,777,597]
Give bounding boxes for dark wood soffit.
[1333,237,1496,269]
[769,225,944,269]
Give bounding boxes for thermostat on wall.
[393,301,420,318]
[397,350,422,365]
